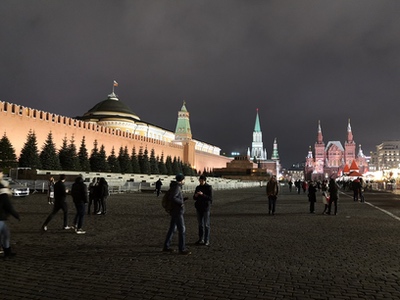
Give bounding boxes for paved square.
[2,186,400,299]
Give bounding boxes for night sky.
[1,1,400,168]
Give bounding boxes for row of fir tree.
[0,131,199,176]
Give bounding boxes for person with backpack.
[162,173,191,255]
[193,175,213,246]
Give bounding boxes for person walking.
[308,181,317,213]
[266,175,279,215]
[42,174,71,231]
[155,178,163,197]
[71,176,88,234]
[0,170,20,258]
[163,173,191,255]
[47,176,55,204]
[87,177,98,215]
[321,180,329,214]
[288,180,293,192]
[193,175,213,246]
[327,178,339,215]
[96,178,109,215]
[352,178,361,201]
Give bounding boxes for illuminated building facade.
[305,119,368,180]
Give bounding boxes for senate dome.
[79,92,140,122]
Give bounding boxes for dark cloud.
[1,0,400,167]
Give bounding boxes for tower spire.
[317,120,323,144]
[254,108,261,132]
[250,109,267,160]
[347,118,353,143]
[271,138,279,160]
[174,101,192,141]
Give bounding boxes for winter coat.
[71,177,88,205]
[193,183,213,212]
[54,180,68,204]
[168,181,185,215]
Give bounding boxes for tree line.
[0,131,198,176]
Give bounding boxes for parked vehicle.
[3,178,30,197]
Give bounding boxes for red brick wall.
[0,101,231,172]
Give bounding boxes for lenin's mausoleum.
[0,90,231,172]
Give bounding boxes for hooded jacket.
[168,181,185,215]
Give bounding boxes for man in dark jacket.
[0,172,20,258]
[193,175,213,246]
[266,175,279,215]
[327,178,339,215]
[95,177,109,215]
[162,173,191,255]
[42,174,71,231]
[71,176,88,234]
[308,181,317,213]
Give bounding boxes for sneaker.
[96,211,102,215]
[76,229,86,234]
[179,249,191,255]
[204,241,210,246]
[42,226,48,231]
[195,240,204,245]
[162,248,175,253]
[63,226,71,230]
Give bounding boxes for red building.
[305,120,368,180]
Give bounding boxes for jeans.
[0,221,10,248]
[43,202,68,227]
[268,196,277,214]
[73,203,86,229]
[196,210,210,243]
[99,197,107,214]
[164,212,186,252]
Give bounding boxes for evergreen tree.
[0,133,18,170]
[182,163,192,176]
[98,144,109,172]
[119,146,132,173]
[40,131,61,170]
[149,148,159,174]
[67,136,80,171]
[139,147,150,174]
[19,130,42,168]
[131,147,140,173]
[89,140,101,172]
[107,147,121,173]
[78,136,91,172]
[158,153,168,175]
[58,136,69,170]
[172,157,181,175]
[165,156,173,175]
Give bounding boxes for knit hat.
[175,173,185,182]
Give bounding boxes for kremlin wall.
[0,93,231,173]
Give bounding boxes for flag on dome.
[113,80,118,87]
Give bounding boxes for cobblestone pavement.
[2,186,400,299]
